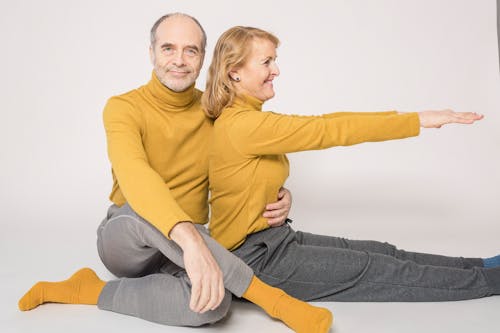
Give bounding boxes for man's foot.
[18,268,105,311]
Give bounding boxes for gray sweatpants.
[232,224,500,302]
[96,204,254,326]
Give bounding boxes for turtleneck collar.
[143,71,197,110]
[231,94,264,111]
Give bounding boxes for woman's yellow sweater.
[208,95,420,250]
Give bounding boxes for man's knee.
[206,290,232,324]
[97,214,164,278]
[181,290,232,327]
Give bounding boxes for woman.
[202,26,500,302]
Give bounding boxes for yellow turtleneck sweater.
[103,72,212,238]
[208,95,421,251]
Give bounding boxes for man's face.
[150,16,204,92]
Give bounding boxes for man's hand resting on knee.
[170,222,225,313]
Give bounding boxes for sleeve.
[227,110,420,156]
[103,97,192,238]
[322,111,398,118]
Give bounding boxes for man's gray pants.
[232,224,500,301]
[96,204,254,326]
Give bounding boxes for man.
[96,12,297,324]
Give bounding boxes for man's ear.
[149,45,154,65]
[199,52,205,71]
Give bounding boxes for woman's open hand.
[418,110,483,128]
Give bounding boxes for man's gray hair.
[150,13,207,53]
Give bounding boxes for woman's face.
[232,38,280,102]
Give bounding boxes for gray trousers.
[96,204,254,326]
[232,224,500,302]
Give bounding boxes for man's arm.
[263,187,292,227]
[103,97,192,237]
[169,222,225,313]
[103,97,224,313]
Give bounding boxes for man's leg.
[97,204,253,296]
[18,266,231,326]
[95,204,243,326]
[97,205,333,332]
[293,230,483,268]
[233,225,500,302]
[98,271,231,326]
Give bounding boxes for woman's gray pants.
[232,224,500,302]
[96,204,254,327]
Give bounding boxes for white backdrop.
[1,0,499,332]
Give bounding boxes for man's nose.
[172,50,186,67]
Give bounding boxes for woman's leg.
[293,230,483,268]
[233,225,500,302]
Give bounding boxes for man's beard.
[155,66,197,92]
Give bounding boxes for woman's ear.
[229,70,241,82]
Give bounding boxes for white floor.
[4,297,499,333]
[2,215,499,333]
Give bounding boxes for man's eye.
[185,49,197,56]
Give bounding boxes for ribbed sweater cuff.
[408,112,421,136]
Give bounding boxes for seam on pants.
[99,214,156,266]
[360,280,490,292]
[106,213,151,243]
[362,271,491,292]
[362,263,491,292]
[256,271,346,287]
[106,213,144,226]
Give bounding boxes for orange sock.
[242,276,333,333]
[18,268,106,311]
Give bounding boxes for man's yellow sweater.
[103,72,212,238]
[208,95,421,251]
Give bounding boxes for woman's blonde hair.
[202,26,279,119]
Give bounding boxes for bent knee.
[180,290,232,327]
[215,291,232,318]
